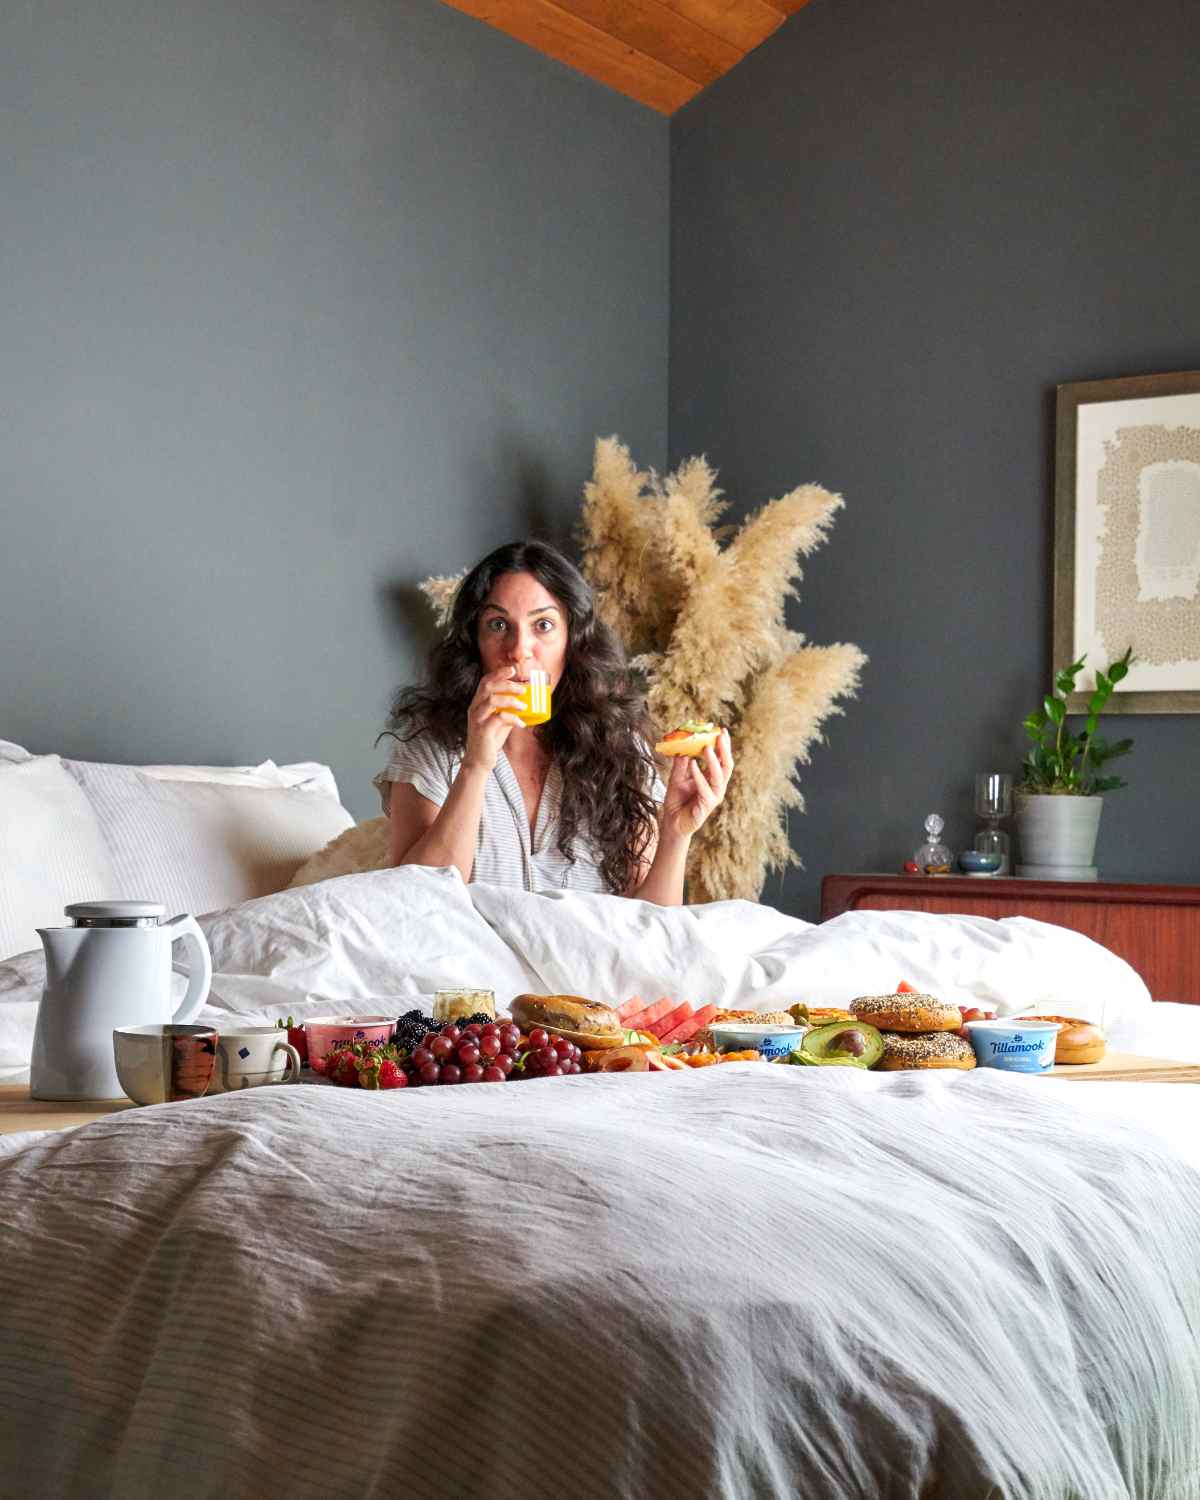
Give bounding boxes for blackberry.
[392,1011,435,1055]
[458,1011,494,1028]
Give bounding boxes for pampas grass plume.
[580,440,867,902]
[419,571,465,630]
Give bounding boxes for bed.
[1,744,1199,1500]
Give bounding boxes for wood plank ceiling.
[439,0,810,114]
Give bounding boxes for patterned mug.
[209,1026,303,1093]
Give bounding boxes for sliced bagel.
[654,721,721,757]
[510,993,624,1050]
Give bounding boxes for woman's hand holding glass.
[661,728,734,840]
[464,666,527,771]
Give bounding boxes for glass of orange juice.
[510,668,552,726]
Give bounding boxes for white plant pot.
[1014,792,1103,881]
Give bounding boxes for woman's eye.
[486,618,507,633]
[535,618,555,633]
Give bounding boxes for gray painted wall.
[6,0,1197,913]
[671,0,1200,919]
[1,0,667,818]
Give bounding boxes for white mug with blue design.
[210,1026,302,1092]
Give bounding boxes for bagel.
[510,994,623,1050]
[877,1031,977,1071]
[1026,1015,1107,1065]
[654,721,721,758]
[849,992,961,1033]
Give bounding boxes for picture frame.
[1053,369,1200,714]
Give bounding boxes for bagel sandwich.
[654,721,722,758]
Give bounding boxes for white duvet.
[1,1066,1199,1499]
[4,863,1193,1074]
[1,868,1200,1498]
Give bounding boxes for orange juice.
[513,671,552,726]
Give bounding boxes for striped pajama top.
[374,733,665,895]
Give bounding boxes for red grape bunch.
[513,1027,583,1080]
[404,1022,585,1085]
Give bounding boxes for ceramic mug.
[113,1024,219,1106]
[209,1026,302,1093]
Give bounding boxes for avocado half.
[791,1020,884,1069]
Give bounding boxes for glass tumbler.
[433,988,497,1024]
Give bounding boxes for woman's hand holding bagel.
[661,727,734,840]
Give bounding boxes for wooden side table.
[0,1086,134,1135]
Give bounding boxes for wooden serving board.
[0,1085,134,1134]
[1047,1051,1200,1084]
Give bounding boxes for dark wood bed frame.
[820,875,1200,1005]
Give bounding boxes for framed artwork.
[1053,369,1200,714]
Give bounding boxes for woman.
[376,540,733,904]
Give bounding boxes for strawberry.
[326,1045,364,1088]
[276,1015,309,1066]
[326,1042,409,1090]
[377,1057,407,1090]
[356,1052,383,1089]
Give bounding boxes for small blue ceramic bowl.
[965,1019,1059,1073]
[958,850,1002,875]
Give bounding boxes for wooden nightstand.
[0,1086,134,1134]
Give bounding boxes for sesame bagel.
[877,1031,977,1071]
[849,992,961,1033]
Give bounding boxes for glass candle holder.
[973,773,1013,875]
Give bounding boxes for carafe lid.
[65,900,166,927]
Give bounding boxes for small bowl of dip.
[964,1018,1059,1074]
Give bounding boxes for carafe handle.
[166,915,213,1023]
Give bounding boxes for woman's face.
[476,570,569,687]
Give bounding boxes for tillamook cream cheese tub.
[964,1018,1060,1073]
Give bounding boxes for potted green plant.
[1014,647,1133,880]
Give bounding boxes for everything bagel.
[849,993,962,1033]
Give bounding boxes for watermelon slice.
[650,1000,692,1039]
[659,1004,718,1044]
[628,997,674,1033]
[617,997,646,1023]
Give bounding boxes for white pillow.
[63,761,356,918]
[75,758,341,800]
[0,756,120,961]
[5,741,340,798]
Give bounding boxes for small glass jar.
[433,988,496,1023]
[913,812,953,874]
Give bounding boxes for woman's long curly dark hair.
[386,540,660,894]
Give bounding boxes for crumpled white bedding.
[0,1066,1198,1499]
[2,867,1200,1497]
[1,864,1185,1083]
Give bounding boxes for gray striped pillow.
[63,761,355,917]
